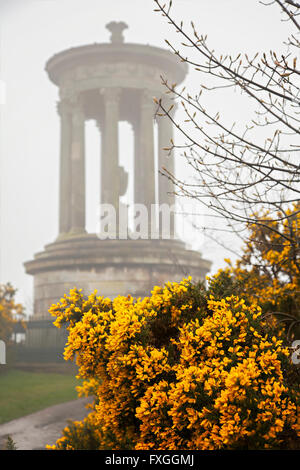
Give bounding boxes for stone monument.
[23,22,211,354]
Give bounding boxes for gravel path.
[0,397,91,450]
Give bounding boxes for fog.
[0,0,291,312]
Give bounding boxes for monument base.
[24,234,211,352]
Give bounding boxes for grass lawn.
[0,369,79,424]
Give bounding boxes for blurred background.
[0,0,291,312]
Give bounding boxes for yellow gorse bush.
[211,204,300,338]
[0,283,24,343]
[47,278,300,450]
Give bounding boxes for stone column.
[57,99,72,236]
[135,89,156,235]
[70,96,86,233]
[157,100,176,238]
[133,116,141,205]
[101,88,121,210]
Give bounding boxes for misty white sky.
[0,0,292,312]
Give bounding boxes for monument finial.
[106,21,128,44]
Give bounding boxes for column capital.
[57,95,87,120]
[100,87,122,105]
[157,95,178,116]
[141,89,156,110]
[62,93,85,117]
[57,98,72,116]
[95,117,103,131]
[70,96,85,127]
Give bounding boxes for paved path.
[0,397,91,450]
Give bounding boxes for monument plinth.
[24,23,211,353]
